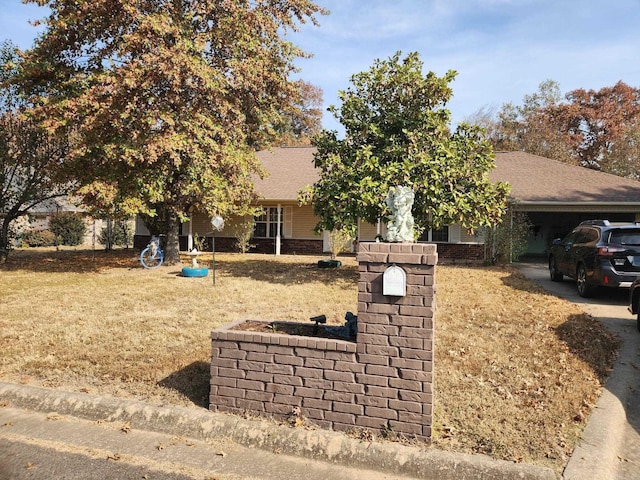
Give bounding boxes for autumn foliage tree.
[480,80,640,179]
[302,52,510,238]
[475,80,575,164]
[563,81,640,176]
[15,0,325,264]
[0,41,69,261]
[273,79,323,146]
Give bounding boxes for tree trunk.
[105,219,113,251]
[164,210,181,265]
[0,217,10,263]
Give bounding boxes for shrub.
[21,229,57,247]
[99,219,134,250]
[49,212,87,246]
[192,233,208,251]
[232,219,256,254]
[483,203,533,265]
[327,228,353,259]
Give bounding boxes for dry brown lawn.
[0,247,620,473]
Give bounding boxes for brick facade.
[210,242,436,441]
[435,242,484,261]
[136,234,479,260]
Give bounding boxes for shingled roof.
[253,147,640,205]
[490,151,640,204]
[254,147,319,201]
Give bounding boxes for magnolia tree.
[15,0,325,264]
[301,52,510,239]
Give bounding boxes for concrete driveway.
[517,263,640,480]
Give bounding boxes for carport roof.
[491,151,640,204]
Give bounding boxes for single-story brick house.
[13,196,106,246]
[134,147,640,260]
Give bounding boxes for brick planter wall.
[210,242,436,441]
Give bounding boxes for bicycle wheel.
[140,247,163,269]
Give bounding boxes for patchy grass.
[0,248,620,472]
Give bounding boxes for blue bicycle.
[140,236,164,269]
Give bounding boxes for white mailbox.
[383,264,406,297]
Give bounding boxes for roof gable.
[254,147,318,201]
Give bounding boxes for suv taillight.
[597,246,626,257]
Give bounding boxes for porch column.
[275,204,281,256]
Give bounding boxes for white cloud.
[2,0,640,133]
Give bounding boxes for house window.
[254,207,283,238]
[431,226,449,242]
[419,226,449,242]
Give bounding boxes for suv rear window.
[607,229,640,245]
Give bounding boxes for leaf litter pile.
[0,248,620,473]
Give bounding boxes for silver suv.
[548,220,640,297]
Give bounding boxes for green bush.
[49,212,87,246]
[483,203,533,265]
[99,220,134,249]
[21,229,57,247]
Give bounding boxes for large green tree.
[16,0,325,263]
[302,52,509,238]
[0,41,69,261]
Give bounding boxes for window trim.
[419,225,450,243]
[253,206,284,239]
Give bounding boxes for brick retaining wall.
[210,242,436,441]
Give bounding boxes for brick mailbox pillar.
[210,242,436,442]
[355,242,436,440]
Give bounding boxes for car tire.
[549,256,563,282]
[637,311,640,333]
[576,264,596,298]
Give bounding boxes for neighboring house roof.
[254,147,319,201]
[253,147,640,207]
[491,151,640,204]
[28,196,84,215]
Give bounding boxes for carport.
[491,152,640,258]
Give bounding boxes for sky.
[1,0,640,134]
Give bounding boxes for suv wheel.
[637,312,640,333]
[576,264,596,298]
[549,256,563,282]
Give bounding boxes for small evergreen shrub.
[99,220,134,249]
[21,229,57,247]
[49,212,87,246]
[483,204,533,265]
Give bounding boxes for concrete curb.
[0,382,557,480]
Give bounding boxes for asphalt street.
[0,404,416,480]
